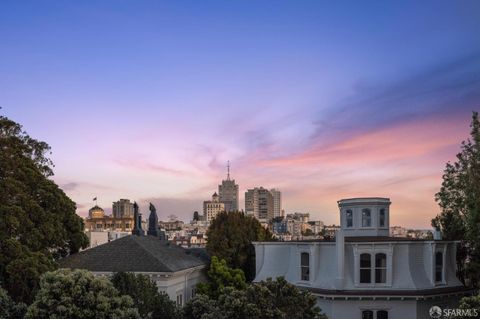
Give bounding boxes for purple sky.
[1,1,479,227]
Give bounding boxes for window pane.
[435,252,443,266]
[360,269,371,283]
[301,253,309,266]
[362,209,371,227]
[375,268,386,283]
[379,209,385,227]
[360,254,371,267]
[377,310,388,319]
[435,252,443,282]
[362,310,373,319]
[346,210,353,227]
[375,253,386,267]
[301,266,309,281]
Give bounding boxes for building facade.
[245,187,274,222]
[270,188,282,218]
[84,205,135,232]
[218,165,239,212]
[112,199,134,218]
[254,197,473,319]
[203,192,225,223]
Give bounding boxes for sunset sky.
[1,1,479,228]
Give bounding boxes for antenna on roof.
[227,160,230,180]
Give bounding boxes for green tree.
[206,211,273,281]
[0,115,89,303]
[111,272,181,319]
[26,269,140,319]
[458,293,480,319]
[0,287,26,319]
[184,277,327,319]
[193,211,200,221]
[432,111,480,286]
[196,256,246,298]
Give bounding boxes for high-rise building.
[270,188,282,218]
[245,187,274,221]
[112,199,134,218]
[218,161,239,212]
[203,192,225,223]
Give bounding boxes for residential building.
[112,199,134,218]
[270,188,282,218]
[218,162,239,212]
[59,203,208,306]
[253,197,473,319]
[203,192,225,223]
[245,187,274,222]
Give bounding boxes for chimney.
[433,228,442,240]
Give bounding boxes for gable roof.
[58,235,207,273]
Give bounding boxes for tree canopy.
[26,269,139,319]
[0,115,89,303]
[206,211,273,281]
[111,272,181,319]
[0,286,26,319]
[432,111,480,286]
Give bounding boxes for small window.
[362,310,373,319]
[346,210,353,227]
[377,310,388,319]
[360,253,371,283]
[176,293,183,306]
[375,253,387,283]
[379,209,386,227]
[362,209,371,227]
[435,252,443,282]
[301,252,310,281]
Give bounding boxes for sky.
[1,1,479,228]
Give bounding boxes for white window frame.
[354,245,393,288]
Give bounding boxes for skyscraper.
[218,161,239,212]
[112,199,134,218]
[270,188,282,218]
[245,187,274,221]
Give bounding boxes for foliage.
[206,211,273,281]
[0,115,89,303]
[432,112,480,286]
[193,211,200,221]
[196,256,246,298]
[25,269,140,319]
[458,293,480,319]
[0,287,26,319]
[302,229,314,236]
[184,277,327,319]
[111,272,181,319]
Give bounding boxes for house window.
[301,252,310,281]
[362,310,373,319]
[435,252,443,282]
[375,253,387,283]
[346,210,353,227]
[379,209,386,227]
[176,293,183,306]
[191,288,196,299]
[360,253,371,283]
[377,310,388,319]
[362,209,371,227]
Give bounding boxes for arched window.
[362,310,373,319]
[379,209,386,227]
[346,209,353,227]
[360,253,371,283]
[362,209,371,227]
[435,252,443,282]
[301,252,310,281]
[377,310,388,319]
[375,253,387,283]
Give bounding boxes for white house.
[254,197,474,319]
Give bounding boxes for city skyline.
[1,1,480,227]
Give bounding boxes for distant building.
[218,162,239,212]
[254,197,473,319]
[84,205,135,233]
[245,187,274,222]
[203,192,225,223]
[112,199,134,218]
[159,220,185,231]
[270,188,282,218]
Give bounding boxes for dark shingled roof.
[303,286,475,297]
[58,235,207,273]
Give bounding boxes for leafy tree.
[111,272,181,319]
[302,229,314,236]
[432,112,480,286]
[0,287,26,319]
[184,277,327,319]
[458,293,480,319]
[206,211,273,281]
[193,211,200,221]
[196,256,246,298]
[25,269,140,319]
[0,115,89,302]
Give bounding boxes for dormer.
[337,197,391,237]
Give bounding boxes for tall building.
[203,192,225,223]
[270,188,282,218]
[218,161,239,212]
[245,187,274,221]
[112,199,134,218]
